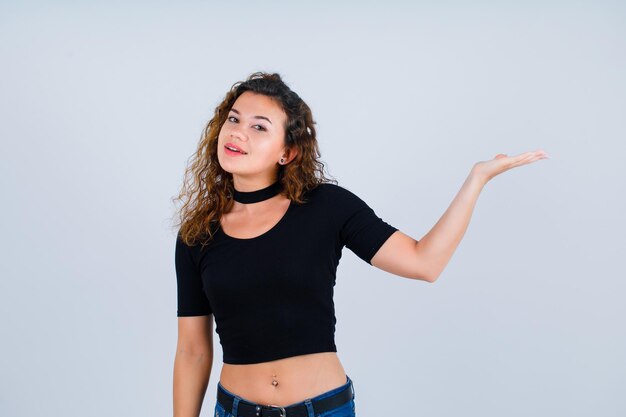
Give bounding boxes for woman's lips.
[224,145,247,156]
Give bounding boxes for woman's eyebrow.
[229,108,272,124]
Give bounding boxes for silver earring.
[280,158,285,164]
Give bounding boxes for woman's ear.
[281,147,298,164]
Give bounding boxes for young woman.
[172,72,548,417]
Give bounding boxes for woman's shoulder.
[304,182,365,208]
[176,222,221,250]
[309,182,350,196]
[305,182,347,201]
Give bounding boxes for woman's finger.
[509,151,548,169]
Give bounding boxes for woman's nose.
[229,128,247,141]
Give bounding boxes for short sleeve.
[333,185,399,265]
[175,232,212,317]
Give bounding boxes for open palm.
[473,149,549,183]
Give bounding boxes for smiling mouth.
[225,145,247,155]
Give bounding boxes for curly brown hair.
[171,71,337,246]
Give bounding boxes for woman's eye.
[253,125,266,131]
[227,116,238,123]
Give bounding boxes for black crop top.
[174,183,398,364]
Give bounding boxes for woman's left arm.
[370,150,549,282]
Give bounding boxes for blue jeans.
[214,375,356,417]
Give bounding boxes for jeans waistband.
[217,375,354,417]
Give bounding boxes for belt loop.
[350,377,355,399]
[304,399,315,417]
[232,396,240,417]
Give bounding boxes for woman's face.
[217,91,290,187]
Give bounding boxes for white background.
[1,1,624,416]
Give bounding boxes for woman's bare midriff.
[218,351,347,407]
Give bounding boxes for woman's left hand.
[472,149,550,184]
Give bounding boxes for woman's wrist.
[468,165,489,187]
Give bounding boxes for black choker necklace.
[233,180,282,204]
